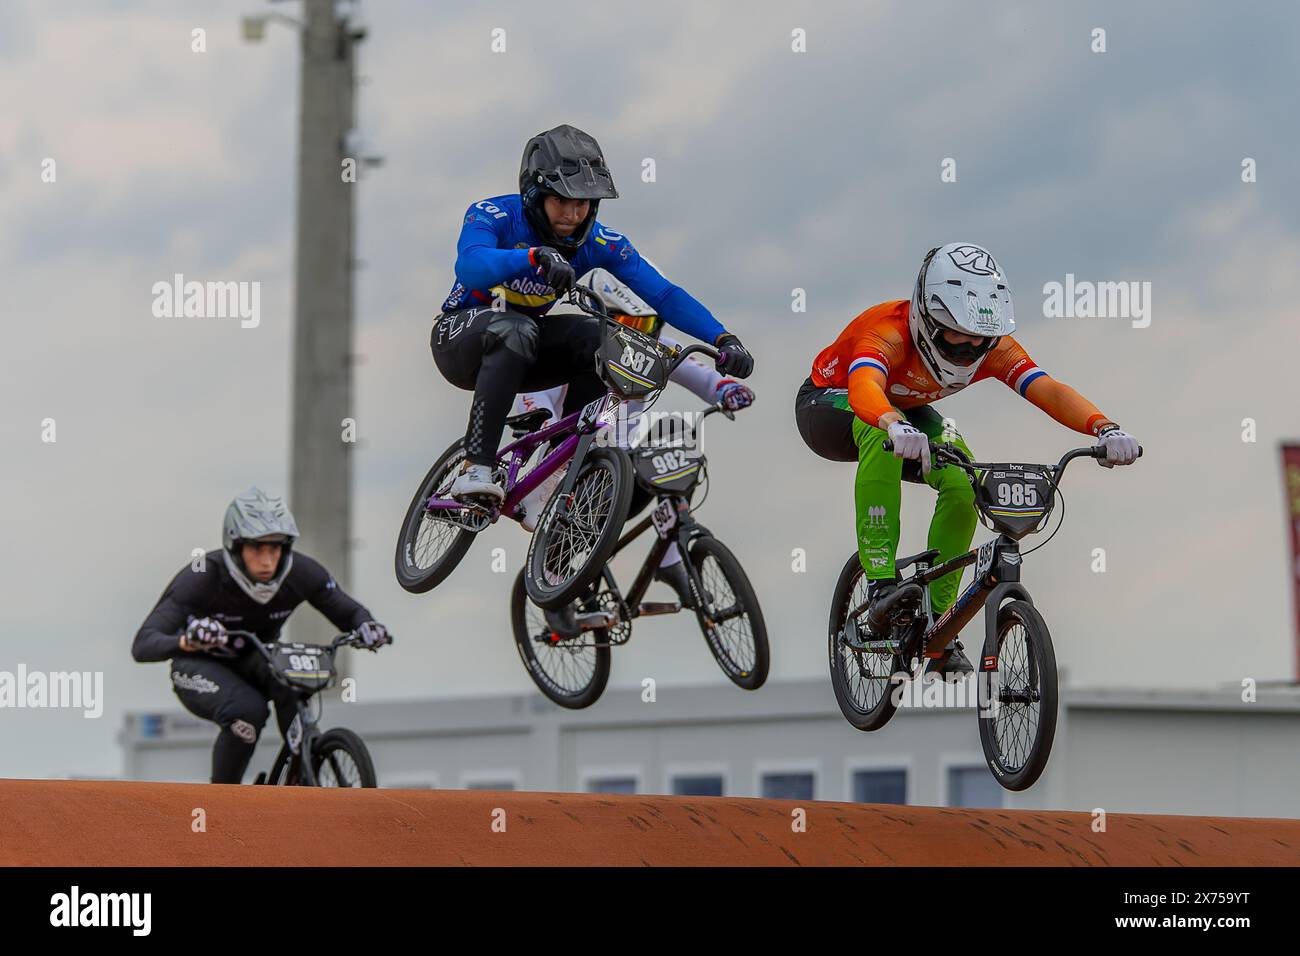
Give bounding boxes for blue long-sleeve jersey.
[440,193,726,343]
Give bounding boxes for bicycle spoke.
[991,622,1039,772]
[836,571,894,713]
[523,599,598,696]
[697,555,755,675]
[541,466,615,588]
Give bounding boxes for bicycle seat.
[897,549,940,571]
[506,409,552,435]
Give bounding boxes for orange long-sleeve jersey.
[810,300,1115,436]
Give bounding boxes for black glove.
[714,333,754,378]
[531,247,575,292]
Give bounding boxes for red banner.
[1283,445,1300,681]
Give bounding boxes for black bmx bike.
[828,440,1141,791]
[224,629,390,788]
[511,402,769,708]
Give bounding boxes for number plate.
[598,325,668,399]
[633,444,704,495]
[974,540,996,579]
[650,498,678,538]
[267,642,335,692]
[974,463,1054,540]
[577,394,608,430]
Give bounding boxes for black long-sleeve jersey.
[132,550,374,662]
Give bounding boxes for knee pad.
[219,700,268,740]
[484,313,539,362]
[226,718,261,745]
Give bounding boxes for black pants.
[431,306,606,465]
[170,652,299,784]
[793,376,944,483]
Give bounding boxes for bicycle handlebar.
[563,287,723,374]
[881,439,1143,483]
[222,629,386,657]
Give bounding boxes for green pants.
[852,405,978,615]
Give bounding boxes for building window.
[465,781,516,791]
[851,769,907,805]
[947,766,1004,808]
[586,776,638,795]
[761,772,814,800]
[671,774,724,797]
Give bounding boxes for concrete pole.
[289,0,358,647]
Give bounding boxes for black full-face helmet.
[519,124,619,256]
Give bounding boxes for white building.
[119,678,1300,818]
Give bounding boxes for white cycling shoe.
[519,466,567,532]
[450,463,504,504]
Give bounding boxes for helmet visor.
[933,327,997,366]
[922,307,996,366]
[615,312,661,337]
[537,157,618,200]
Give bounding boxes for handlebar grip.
[882,439,893,452]
[1091,444,1144,460]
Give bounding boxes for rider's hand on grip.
[182,616,228,653]
[357,620,392,650]
[1094,424,1140,468]
[886,421,931,476]
[713,333,754,378]
[530,246,575,292]
[716,381,755,412]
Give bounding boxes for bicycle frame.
[421,397,613,518]
[849,443,1133,671]
[231,630,359,787]
[608,496,711,617]
[589,403,735,625]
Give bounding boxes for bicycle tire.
[688,535,769,690]
[827,552,903,731]
[977,599,1058,791]
[394,440,479,594]
[311,727,377,788]
[525,445,634,610]
[511,568,612,709]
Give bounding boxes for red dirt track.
[1,780,1296,866]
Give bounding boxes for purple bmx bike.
[395,287,724,611]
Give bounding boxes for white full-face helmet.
[908,242,1015,389]
[221,487,299,604]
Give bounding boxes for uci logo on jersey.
[947,244,1001,277]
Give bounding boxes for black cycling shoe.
[655,560,706,609]
[925,641,974,680]
[865,580,923,634]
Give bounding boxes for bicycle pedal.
[574,610,619,631]
[638,602,679,616]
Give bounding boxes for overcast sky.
[3,0,1299,778]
